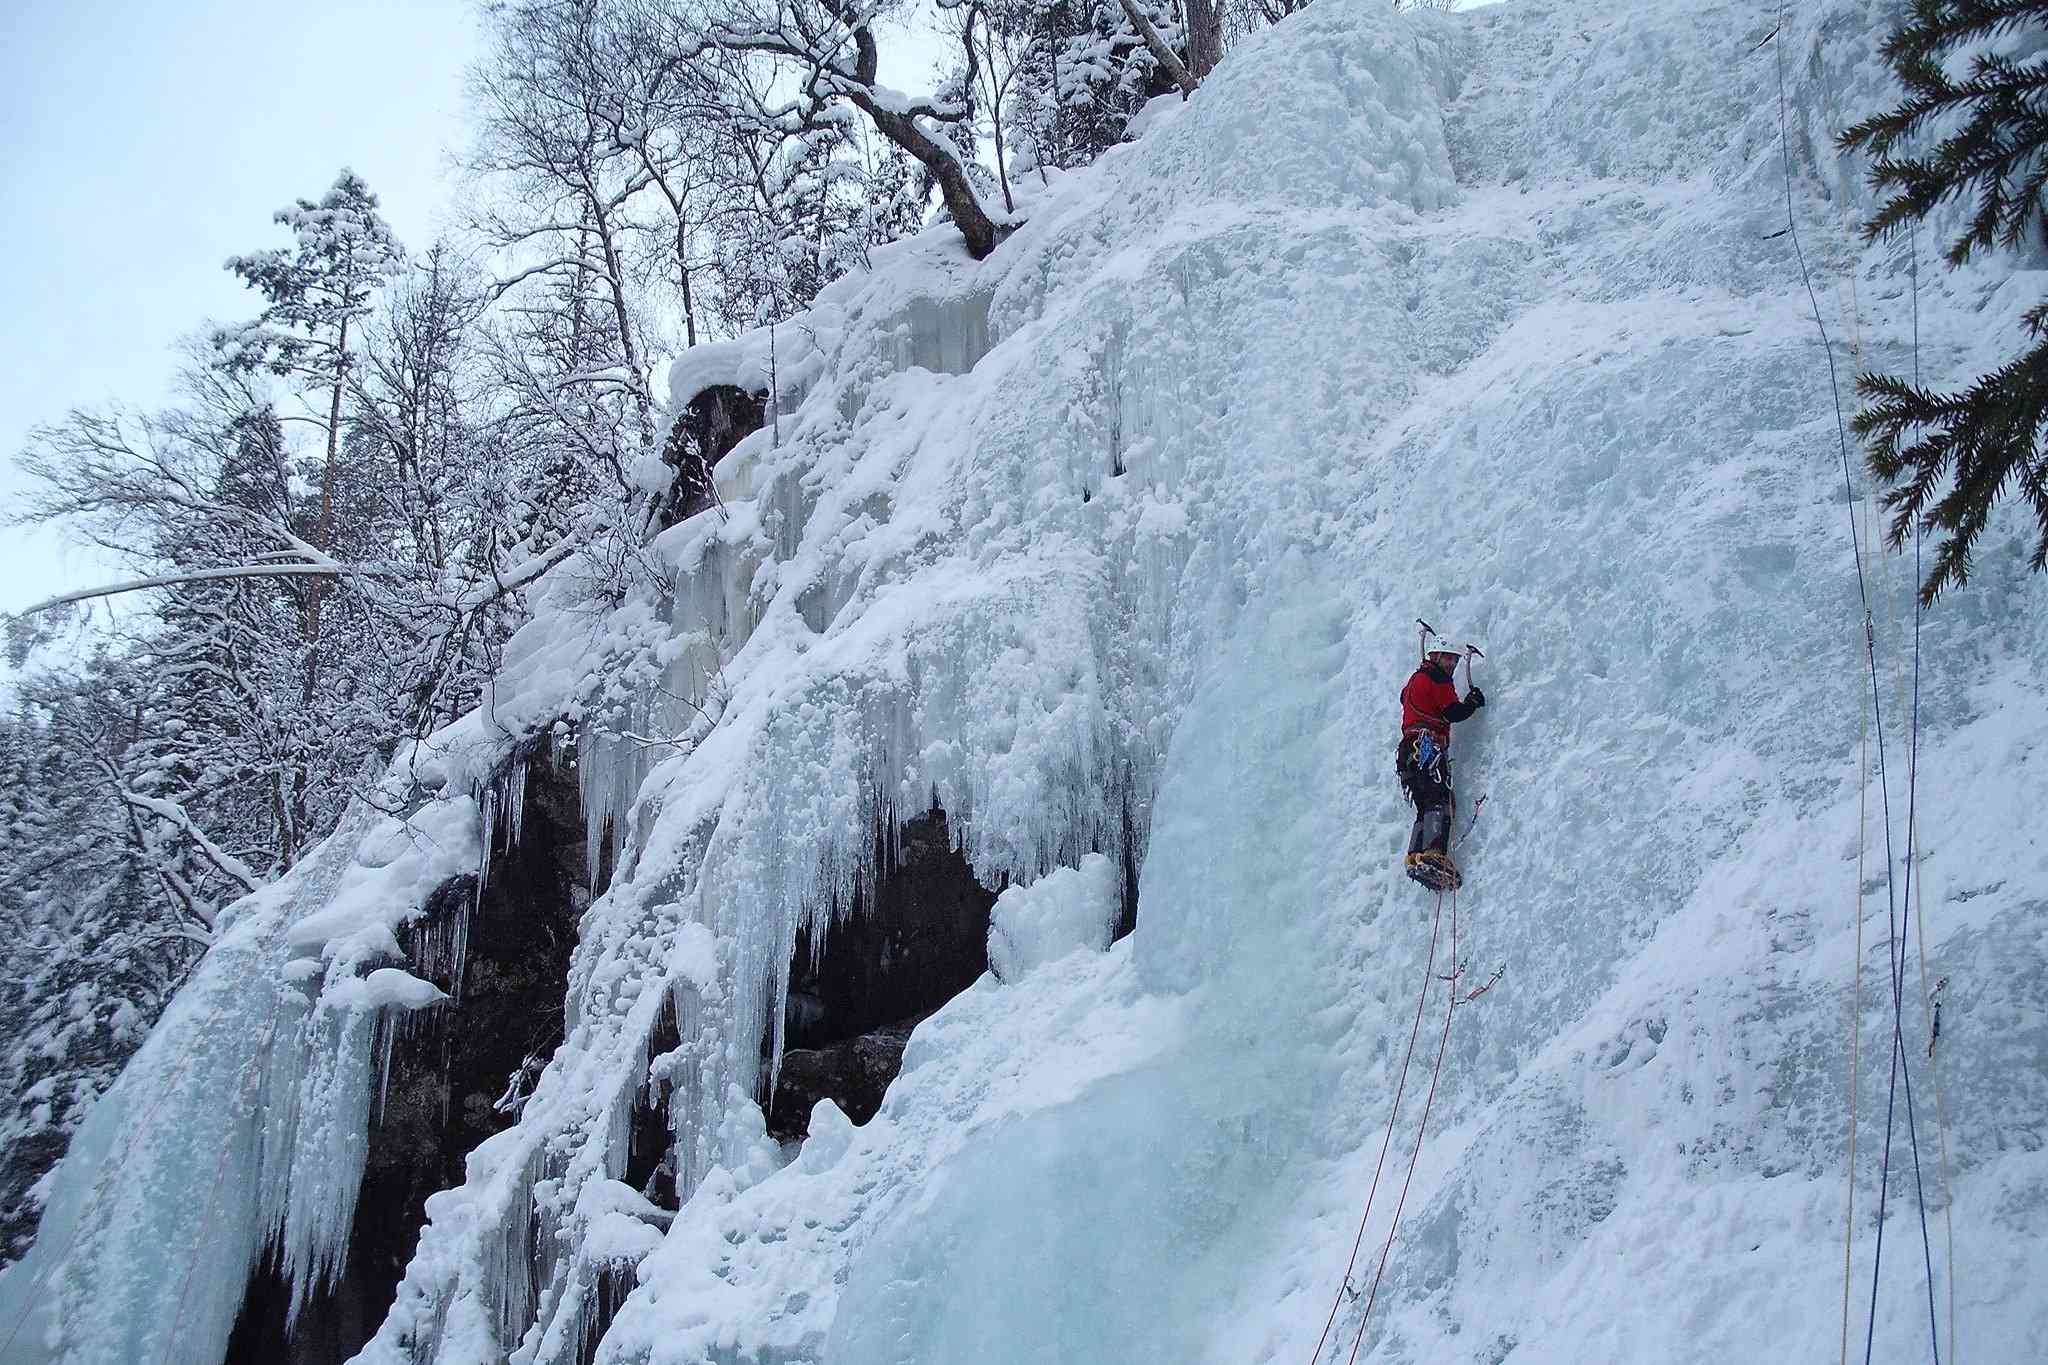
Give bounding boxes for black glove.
[1465,685,1486,709]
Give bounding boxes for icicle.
[406,885,476,1008]
[276,996,377,1332]
[478,778,497,897]
[453,890,472,1004]
[578,726,638,890]
[507,754,528,851]
[894,291,994,375]
[375,1010,397,1123]
[479,1143,550,1351]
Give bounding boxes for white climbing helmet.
[1422,631,1466,661]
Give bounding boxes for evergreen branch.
[1845,0,2048,599]
[1853,333,2048,601]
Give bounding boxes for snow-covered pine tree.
[0,663,209,1269]
[1006,0,1183,170]
[142,392,321,863]
[214,168,405,684]
[23,365,319,869]
[1840,0,2048,601]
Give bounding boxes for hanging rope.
[1799,14,1962,1356]
[1839,577,1870,1365]
[1769,9,1942,1360]
[1342,886,1462,1365]
[1305,889,1448,1365]
[1903,221,1961,1365]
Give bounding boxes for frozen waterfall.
[6,1,2047,1363]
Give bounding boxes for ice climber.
[1398,635,1485,893]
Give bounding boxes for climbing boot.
[1405,849,1462,894]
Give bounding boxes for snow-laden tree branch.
[16,563,377,618]
[1116,0,1198,97]
[655,0,1017,259]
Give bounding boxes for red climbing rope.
[1304,888,1448,1365]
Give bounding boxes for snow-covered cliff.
[6,0,2046,1362]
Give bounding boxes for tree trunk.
[975,20,1016,214]
[852,95,1008,260]
[1117,0,1199,98]
[302,313,349,705]
[830,22,1011,261]
[588,192,656,447]
[676,214,699,348]
[1185,0,1223,79]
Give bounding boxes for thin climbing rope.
[1306,888,1448,1365]
[1903,222,1961,1365]
[1770,10,1942,1360]
[1871,255,1944,1363]
[1343,886,1462,1365]
[1806,18,1961,1356]
[1840,603,1870,1365]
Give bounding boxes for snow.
[1120,90,1187,143]
[9,0,2048,1363]
[987,851,1119,980]
[0,792,480,1365]
[326,969,447,1013]
[666,335,778,408]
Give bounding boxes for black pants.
[1395,731,1455,859]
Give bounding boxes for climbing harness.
[1411,731,1446,782]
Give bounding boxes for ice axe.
[1418,620,1486,687]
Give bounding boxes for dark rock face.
[770,808,995,1139]
[1116,785,1141,943]
[655,383,766,527]
[622,993,682,1213]
[767,1024,915,1141]
[225,748,589,1365]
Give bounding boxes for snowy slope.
[7,0,2048,1362]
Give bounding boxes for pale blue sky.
[0,0,481,613]
[0,2,1484,618]
[0,0,964,618]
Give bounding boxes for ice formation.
[6,0,2048,1362]
[987,853,1120,982]
[0,795,481,1364]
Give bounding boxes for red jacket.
[1400,663,1472,741]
